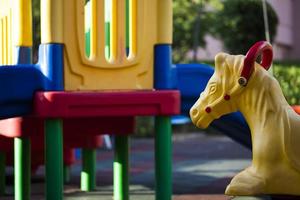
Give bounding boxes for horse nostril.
[191,109,199,117]
[205,107,212,113]
[224,94,231,101]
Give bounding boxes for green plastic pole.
[14,137,31,200]
[155,116,172,200]
[81,148,96,191]
[63,165,71,184]
[45,119,63,200]
[114,135,129,200]
[0,151,5,196]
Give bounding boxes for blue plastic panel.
[0,64,44,118]
[37,44,64,91]
[154,45,177,89]
[14,47,32,64]
[175,63,213,114]
[0,44,64,118]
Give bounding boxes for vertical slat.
[3,16,7,64]
[7,10,12,64]
[129,0,137,58]
[89,0,105,62]
[116,0,126,63]
[76,0,87,61]
[0,19,3,64]
[110,0,117,61]
[157,0,172,43]
[41,0,63,43]
[14,0,32,46]
[90,0,97,59]
[95,0,105,62]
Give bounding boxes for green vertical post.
[14,137,31,200]
[45,119,63,200]
[155,116,172,200]
[0,151,5,196]
[63,165,71,184]
[114,135,129,200]
[81,148,96,191]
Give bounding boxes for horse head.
[190,41,273,129]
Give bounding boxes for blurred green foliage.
[173,0,278,62]
[211,0,278,55]
[273,63,300,105]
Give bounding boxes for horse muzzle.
[190,106,214,129]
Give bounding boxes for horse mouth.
[194,114,214,129]
[190,106,214,129]
[196,118,211,129]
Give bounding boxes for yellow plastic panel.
[0,0,13,64]
[14,0,32,46]
[41,0,63,43]
[56,0,172,90]
[157,0,172,43]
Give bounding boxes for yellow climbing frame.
[0,0,32,65]
[41,0,173,90]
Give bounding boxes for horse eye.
[208,83,217,95]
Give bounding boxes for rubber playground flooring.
[3,132,289,200]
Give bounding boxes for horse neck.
[236,71,290,135]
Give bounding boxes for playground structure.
[190,41,300,196]
[0,0,269,199]
[0,1,180,200]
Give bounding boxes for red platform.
[0,90,180,171]
[34,90,180,117]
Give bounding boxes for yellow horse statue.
[190,41,300,196]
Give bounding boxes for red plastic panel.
[34,90,180,118]
[0,117,42,137]
[65,135,103,149]
[0,116,135,138]
[63,116,135,136]
[0,135,12,153]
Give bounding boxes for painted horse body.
[190,50,300,195]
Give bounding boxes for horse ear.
[215,53,228,72]
[238,41,273,86]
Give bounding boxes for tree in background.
[212,0,278,55]
[172,0,222,63]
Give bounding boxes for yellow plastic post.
[14,0,32,46]
[157,0,172,44]
[41,0,63,43]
